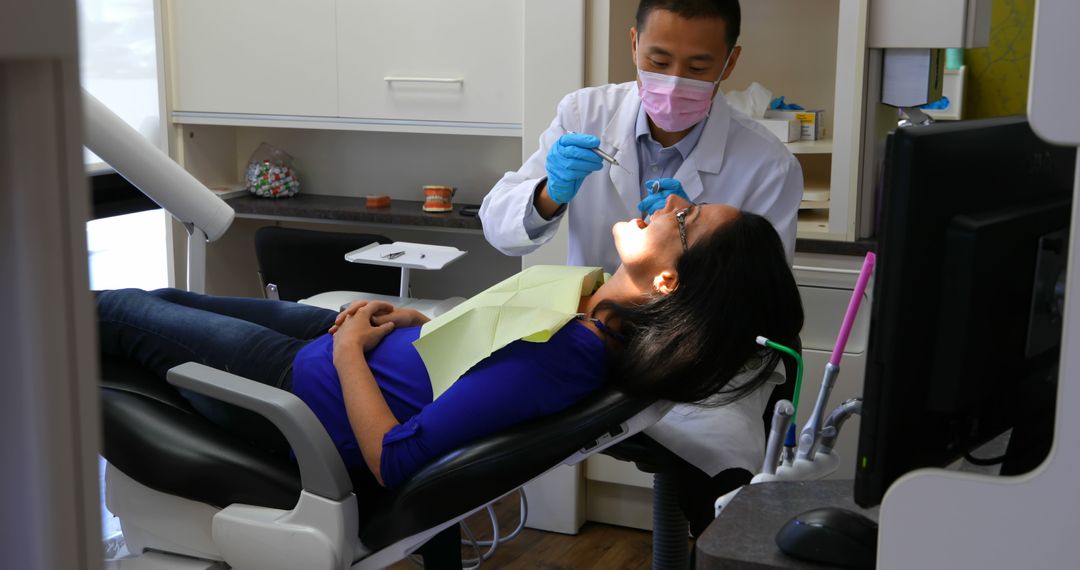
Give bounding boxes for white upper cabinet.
[335,0,524,126]
[167,0,339,116]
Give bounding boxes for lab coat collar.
[694,91,732,175]
[675,96,730,203]
[603,85,733,211]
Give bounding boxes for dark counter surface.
[226,194,876,253]
[696,480,878,569]
[225,194,483,231]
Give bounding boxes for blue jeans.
[97,288,338,448]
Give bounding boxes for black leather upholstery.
[254,226,401,301]
[101,356,302,511]
[360,389,651,550]
[99,354,653,553]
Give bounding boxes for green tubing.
[763,339,804,422]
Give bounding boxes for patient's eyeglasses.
[674,204,698,252]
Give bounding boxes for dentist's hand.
[637,178,690,217]
[544,133,604,204]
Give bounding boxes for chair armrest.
[166,362,352,501]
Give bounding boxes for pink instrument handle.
[830,252,876,366]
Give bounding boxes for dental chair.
[100,354,670,569]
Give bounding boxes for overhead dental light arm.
[81,90,234,292]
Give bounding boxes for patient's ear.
[653,271,679,295]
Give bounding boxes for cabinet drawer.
[798,284,871,354]
[169,0,338,116]
[336,0,523,125]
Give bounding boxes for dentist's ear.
[653,271,679,295]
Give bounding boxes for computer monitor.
[854,116,1077,508]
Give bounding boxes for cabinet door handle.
[384,76,465,84]
[793,265,862,276]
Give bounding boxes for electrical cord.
[468,488,529,547]
[459,518,486,570]
[408,486,531,568]
[459,488,529,567]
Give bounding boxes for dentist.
[480,0,802,274]
[479,0,803,523]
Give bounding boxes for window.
[78,1,167,559]
[80,0,169,291]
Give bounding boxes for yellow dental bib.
[412,265,606,398]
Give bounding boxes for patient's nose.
[656,194,691,215]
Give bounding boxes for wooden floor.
[388,492,664,569]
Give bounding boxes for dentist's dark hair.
[636,0,741,51]
[597,211,803,404]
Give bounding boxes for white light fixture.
[82,90,234,292]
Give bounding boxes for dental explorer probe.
[641,180,662,221]
[590,146,619,167]
[566,130,624,171]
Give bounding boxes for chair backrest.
[253,226,401,301]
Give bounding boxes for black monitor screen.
[854,116,1076,507]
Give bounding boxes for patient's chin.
[613,221,648,265]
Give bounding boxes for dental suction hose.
[761,399,795,475]
[797,362,839,461]
[818,398,862,455]
[796,252,876,462]
[757,336,803,462]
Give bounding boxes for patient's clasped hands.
[328,301,431,360]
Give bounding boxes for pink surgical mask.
[638,69,719,133]
[637,49,733,133]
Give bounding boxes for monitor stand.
[877,7,1080,559]
[879,4,1079,563]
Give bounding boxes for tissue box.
[755,117,801,143]
[764,109,824,141]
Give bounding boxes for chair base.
[105,463,224,563]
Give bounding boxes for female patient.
[98,197,803,490]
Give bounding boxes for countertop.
[225,194,483,231]
[225,194,877,255]
[696,479,879,569]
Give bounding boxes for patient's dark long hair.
[599,212,803,404]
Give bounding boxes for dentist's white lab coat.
[480,82,804,476]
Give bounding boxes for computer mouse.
[775,507,878,569]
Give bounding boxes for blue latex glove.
[921,96,950,110]
[545,133,603,204]
[770,96,805,111]
[637,178,690,216]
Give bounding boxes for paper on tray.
[413,265,605,398]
